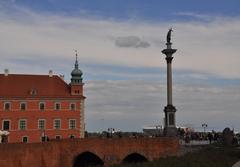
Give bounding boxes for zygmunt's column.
[162,29,177,136]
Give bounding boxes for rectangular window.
[39,102,45,111]
[55,135,61,140]
[22,136,28,143]
[4,102,11,111]
[19,119,27,130]
[55,102,61,110]
[20,102,26,111]
[54,119,61,129]
[38,119,46,129]
[41,136,48,142]
[69,135,75,139]
[1,135,8,143]
[69,119,76,129]
[2,120,10,130]
[70,103,76,111]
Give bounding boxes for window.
[55,102,61,110]
[41,136,48,142]
[19,119,27,130]
[70,103,76,111]
[1,135,8,143]
[69,119,76,129]
[22,136,28,143]
[30,89,37,95]
[69,135,75,139]
[54,119,61,129]
[4,102,10,111]
[39,102,45,111]
[55,135,61,140]
[38,119,45,129]
[20,102,26,111]
[74,90,80,94]
[2,120,10,130]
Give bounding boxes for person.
[185,131,191,143]
[208,133,213,144]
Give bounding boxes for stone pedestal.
[162,42,177,137]
[163,105,177,136]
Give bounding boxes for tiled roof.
[0,74,82,98]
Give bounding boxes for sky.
[0,0,240,132]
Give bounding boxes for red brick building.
[0,56,85,143]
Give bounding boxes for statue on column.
[167,28,173,44]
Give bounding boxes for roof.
[0,74,83,98]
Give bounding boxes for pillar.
[162,42,177,136]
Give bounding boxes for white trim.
[69,102,76,111]
[54,102,61,111]
[69,119,76,129]
[20,102,27,111]
[38,119,46,129]
[4,102,11,111]
[80,99,85,138]
[18,119,27,130]
[2,119,11,131]
[53,119,61,129]
[39,102,45,111]
[0,100,82,111]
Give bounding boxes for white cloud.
[0,4,239,132]
[115,36,150,48]
[85,80,240,132]
[0,5,239,79]
[175,12,215,21]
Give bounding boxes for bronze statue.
[167,28,173,43]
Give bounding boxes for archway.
[122,153,148,164]
[73,151,104,167]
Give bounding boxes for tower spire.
[74,49,79,69]
[71,50,83,85]
[70,50,84,96]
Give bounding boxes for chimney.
[49,70,53,77]
[59,75,65,81]
[4,69,9,76]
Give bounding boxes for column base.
[164,105,177,137]
[164,105,176,112]
[164,127,178,137]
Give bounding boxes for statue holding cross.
[166,28,173,44]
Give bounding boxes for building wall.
[0,137,179,167]
[0,98,84,143]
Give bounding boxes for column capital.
[161,48,177,55]
[165,57,173,64]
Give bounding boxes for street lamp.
[202,123,208,133]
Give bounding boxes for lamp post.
[162,28,177,136]
[202,123,208,133]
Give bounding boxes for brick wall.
[0,137,179,167]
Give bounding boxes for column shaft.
[167,62,172,105]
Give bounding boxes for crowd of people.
[178,128,240,145]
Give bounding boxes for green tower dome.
[71,52,82,84]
